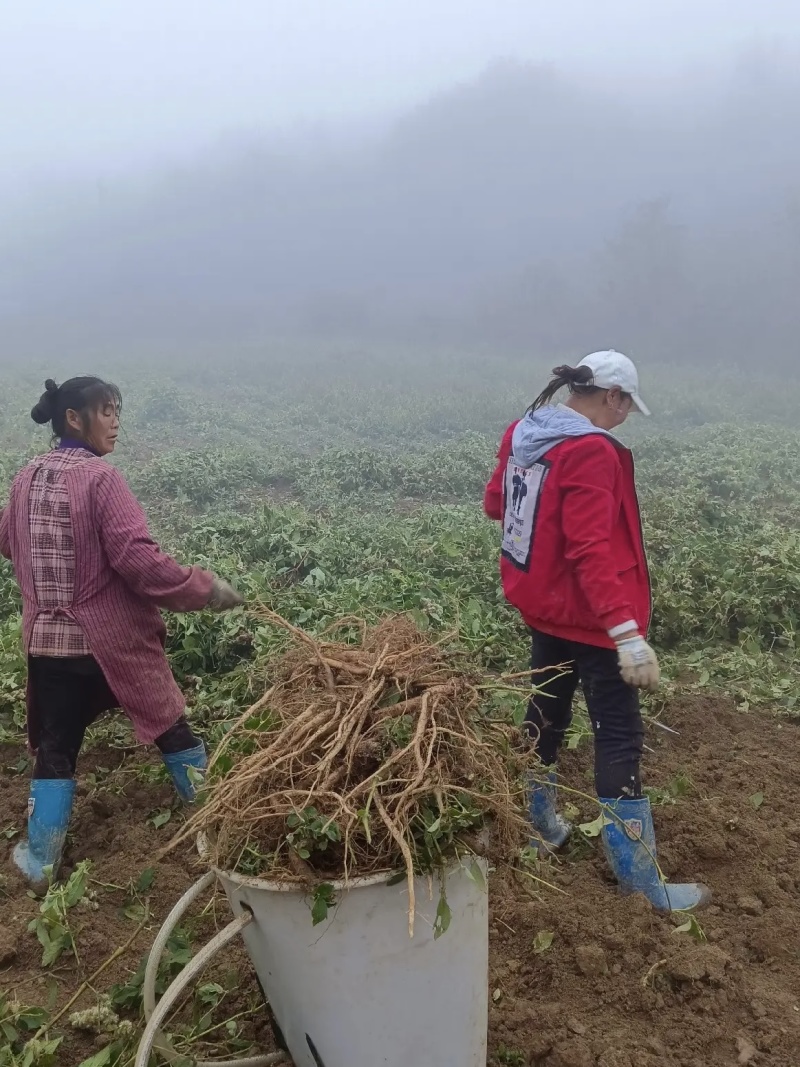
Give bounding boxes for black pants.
[524,631,643,799]
[29,656,201,779]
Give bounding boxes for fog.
[2,3,800,370]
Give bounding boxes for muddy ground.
[1,695,799,1066]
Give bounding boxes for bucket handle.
[136,871,288,1067]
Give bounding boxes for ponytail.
[528,364,601,413]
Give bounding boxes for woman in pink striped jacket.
[0,377,243,889]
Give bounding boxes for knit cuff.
[608,620,639,640]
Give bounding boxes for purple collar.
[58,438,101,457]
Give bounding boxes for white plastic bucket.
[216,858,489,1067]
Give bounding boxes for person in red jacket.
[485,351,708,912]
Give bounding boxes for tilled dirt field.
[490,696,800,1067]
[1,694,799,1066]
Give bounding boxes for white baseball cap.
[577,350,650,416]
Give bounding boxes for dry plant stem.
[410,692,432,782]
[489,664,574,682]
[368,642,390,680]
[163,610,532,908]
[340,716,435,806]
[324,655,454,691]
[375,794,417,937]
[318,615,369,642]
[512,866,570,897]
[314,680,385,790]
[250,602,336,692]
[323,657,370,676]
[373,694,425,720]
[207,682,278,774]
[641,958,667,988]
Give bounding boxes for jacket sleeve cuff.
[483,494,502,520]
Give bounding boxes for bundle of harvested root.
[170,608,533,919]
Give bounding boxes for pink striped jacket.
[0,449,213,746]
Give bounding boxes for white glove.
[615,634,660,692]
[207,577,245,611]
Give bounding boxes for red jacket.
[484,420,651,649]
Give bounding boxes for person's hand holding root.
[615,634,660,691]
[207,577,245,611]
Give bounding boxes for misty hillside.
[3,59,800,366]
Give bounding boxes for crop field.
[1,346,799,1066]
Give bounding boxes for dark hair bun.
[551,364,594,386]
[31,379,60,425]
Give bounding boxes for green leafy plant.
[533,930,555,954]
[578,813,606,838]
[0,1037,63,1067]
[27,862,92,967]
[497,1048,526,1066]
[0,996,50,1064]
[646,772,692,806]
[310,883,336,925]
[69,995,137,1066]
[286,807,341,860]
[149,807,173,829]
[110,928,193,1012]
[412,795,485,870]
[433,890,452,940]
[673,914,707,942]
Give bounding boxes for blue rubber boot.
[13,779,76,890]
[529,770,572,853]
[600,795,711,912]
[161,743,207,803]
